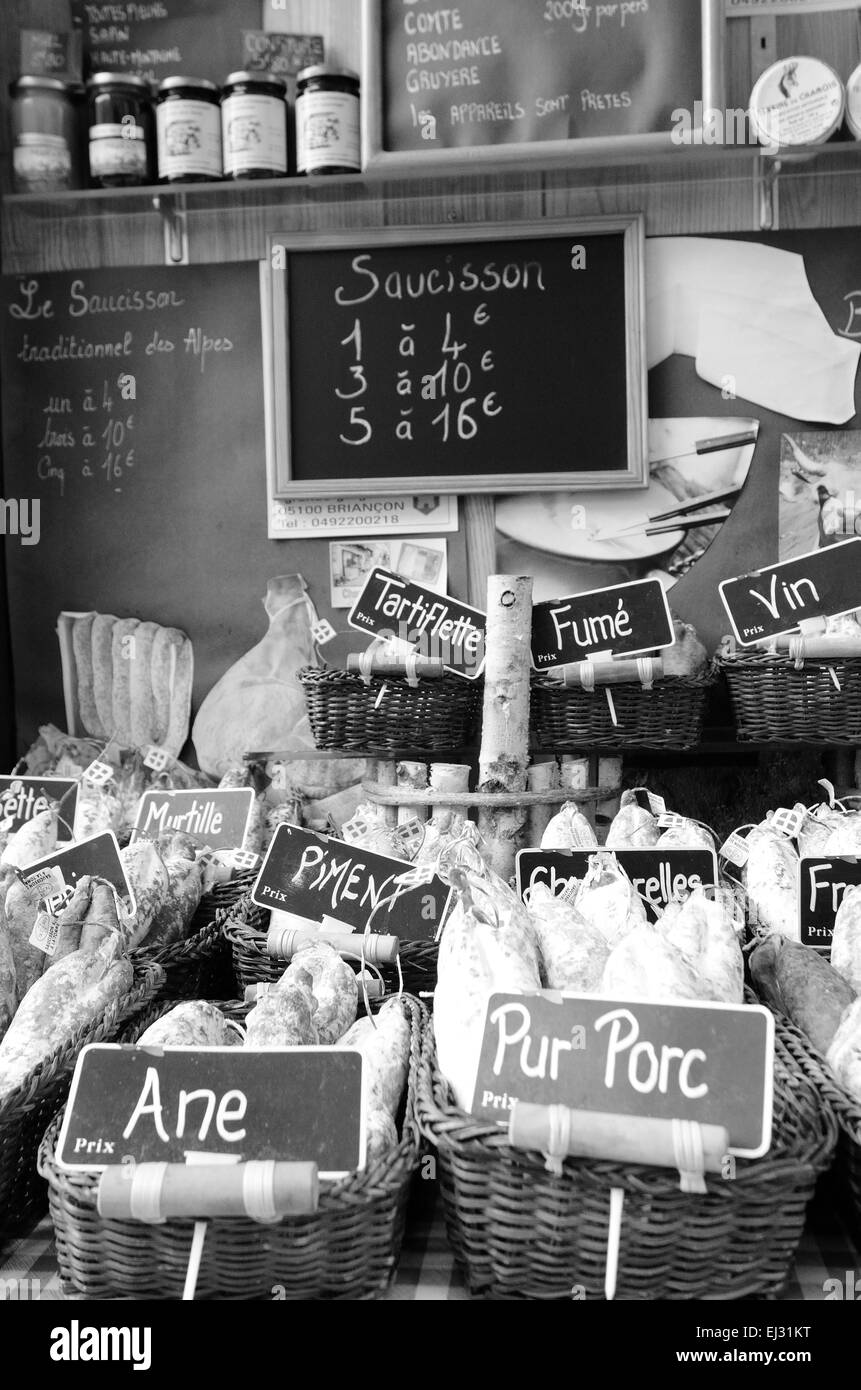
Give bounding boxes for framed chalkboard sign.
[362,0,725,168]
[264,216,647,496]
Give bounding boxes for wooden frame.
[264,214,648,498]
[362,0,725,171]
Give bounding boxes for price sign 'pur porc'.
[473,993,774,1158]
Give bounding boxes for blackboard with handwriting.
[267,217,647,495]
[0,263,266,747]
[366,0,713,163]
[72,0,261,85]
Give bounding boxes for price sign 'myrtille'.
[531,577,674,670]
[719,537,861,645]
[348,567,486,679]
[131,788,255,851]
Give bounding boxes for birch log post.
[477,575,533,881]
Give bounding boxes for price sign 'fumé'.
[531,577,674,669]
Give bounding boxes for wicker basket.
[299,666,481,754]
[530,670,713,751]
[224,891,439,1002]
[131,871,256,1002]
[38,993,429,1300]
[416,1005,837,1300]
[718,648,861,743]
[0,958,165,1247]
[752,1003,861,1245]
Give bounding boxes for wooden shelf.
[6,139,861,272]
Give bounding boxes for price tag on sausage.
[82,760,115,788]
[142,745,172,773]
[18,831,135,916]
[531,578,674,670]
[471,993,774,1158]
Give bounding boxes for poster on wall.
[496,417,759,605]
[329,537,447,608]
[779,432,861,561]
[498,233,861,646]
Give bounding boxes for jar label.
[296,90,360,172]
[90,124,148,178]
[751,63,844,149]
[14,133,72,190]
[157,99,222,178]
[222,92,287,175]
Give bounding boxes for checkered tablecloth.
[3,1182,858,1301]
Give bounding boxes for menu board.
[267,217,646,495]
[0,262,265,745]
[367,0,709,161]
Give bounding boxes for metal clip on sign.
[508,1105,730,1300]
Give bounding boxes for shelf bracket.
[756,155,781,232]
[152,193,188,265]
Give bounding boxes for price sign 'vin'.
[719,538,861,645]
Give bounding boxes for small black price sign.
[131,788,255,850]
[516,848,718,922]
[241,30,324,76]
[348,567,486,679]
[798,855,861,948]
[252,822,451,943]
[19,831,134,915]
[0,776,77,842]
[719,537,861,645]
[57,1044,365,1178]
[531,577,674,670]
[472,992,774,1157]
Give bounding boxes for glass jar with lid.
[86,72,155,187]
[221,70,288,178]
[11,75,82,192]
[155,76,223,182]
[295,64,361,174]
